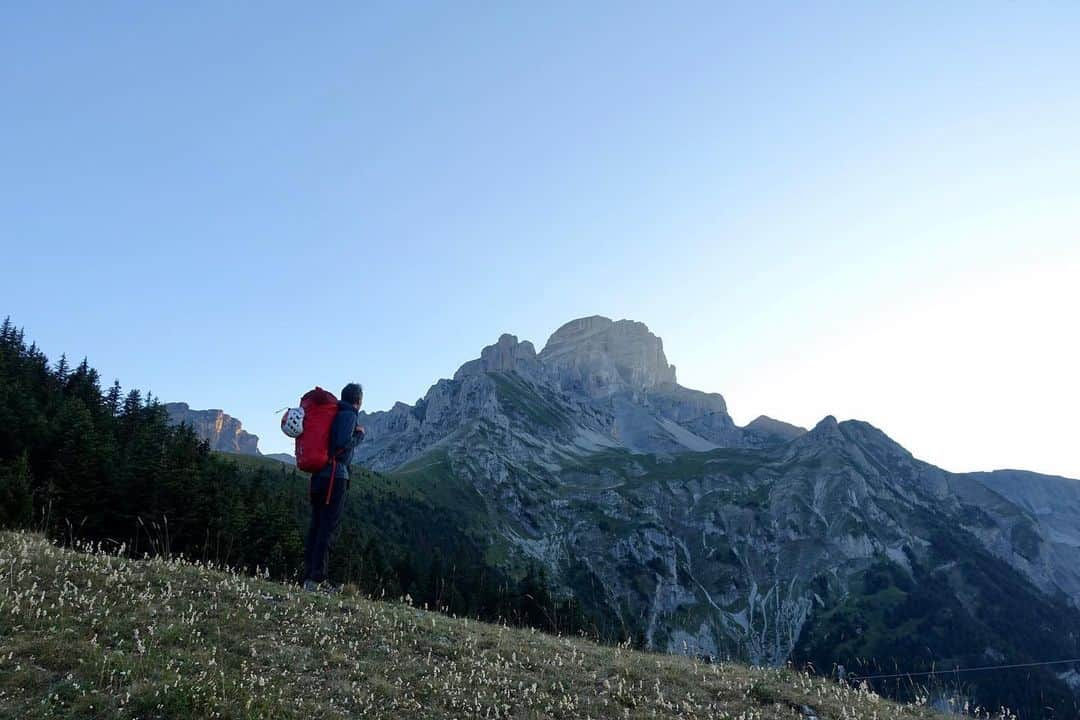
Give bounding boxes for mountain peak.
[454,333,540,380]
[813,415,839,432]
[791,415,844,451]
[744,415,807,442]
[539,316,677,398]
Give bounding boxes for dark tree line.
[0,317,302,573]
[0,317,591,638]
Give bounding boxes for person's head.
[341,382,363,410]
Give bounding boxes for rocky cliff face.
[164,402,260,455]
[964,469,1080,602]
[454,333,544,380]
[350,315,1080,712]
[538,316,678,398]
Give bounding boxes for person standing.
[303,382,364,592]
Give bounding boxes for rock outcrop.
[164,402,260,455]
[539,316,677,398]
[454,334,544,381]
[964,469,1080,602]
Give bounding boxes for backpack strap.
[325,458,337,505]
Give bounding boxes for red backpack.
[295,387,339,474]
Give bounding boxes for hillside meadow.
[0,531,978,720]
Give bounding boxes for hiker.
[303,382,365,592]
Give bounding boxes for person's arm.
[344,421,364,453]
[329,411,355,458]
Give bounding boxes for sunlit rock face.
[164,402,260,455]
[539,316,677,398]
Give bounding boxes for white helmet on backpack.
[280,407,305,438]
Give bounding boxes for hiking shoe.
[303,579,318,593]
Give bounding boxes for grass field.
[0,532,963,719]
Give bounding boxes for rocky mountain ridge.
[348,315,1080,716]
[358,316,798,470]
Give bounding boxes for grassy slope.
[0,532,951,720]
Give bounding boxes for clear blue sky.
[3,2,1078,477]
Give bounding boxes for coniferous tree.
[105,380,122,416]
[73,357,91,382]
[47,396,104,536]
[54,353,69,384]
[0,453,33,528]
[122,389,142,415]
[118,389,143,445]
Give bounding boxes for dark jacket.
[311,401,362,490]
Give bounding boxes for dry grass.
[0,531,975,719]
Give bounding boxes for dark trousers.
[304,486,346,583]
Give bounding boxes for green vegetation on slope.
[0,532,953,720]
[489,371,573,431]
[794,524,1080,718]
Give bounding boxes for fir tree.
[105,380,122,416]
[55,353,69,384]
[0,453,33,529]
[122,389,143,417]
